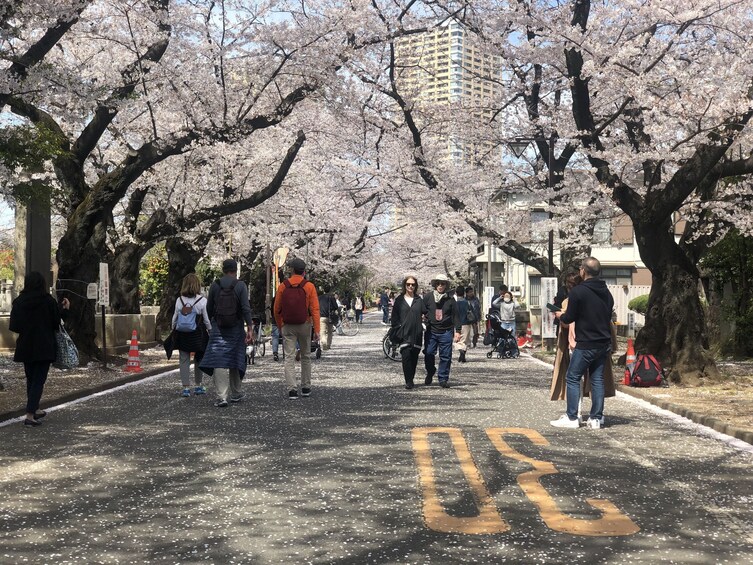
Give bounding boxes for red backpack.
[630,354,665,387]
[280,279,311,324]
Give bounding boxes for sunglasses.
[406,282,417,287]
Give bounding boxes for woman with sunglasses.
[389,276,425,389]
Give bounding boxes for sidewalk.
[530,349,753,445]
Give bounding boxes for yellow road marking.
[486,428,640,536]
[412,427,510,534]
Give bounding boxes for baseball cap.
[288,258,306,273]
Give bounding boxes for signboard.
[541,277,558,339]
[86,283,98,300]
[98,262,109,306]
[628,312,635,338]
[483,286,496,317]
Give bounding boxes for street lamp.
[507,136,556,276]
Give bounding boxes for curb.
[531,351,753,447]
[0,364,179,422]
[615,385,753,446]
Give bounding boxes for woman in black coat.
[390,275,425,389]
[9,271,70,426]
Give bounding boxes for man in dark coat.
[199,259,254,407]
[422,274,462,388]
[551,257,614,430]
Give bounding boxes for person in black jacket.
[422,274,461,388]
[551,257,614,430]
[9,271,70,427]
[390,276,425,389]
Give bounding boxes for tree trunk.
[156,237,205,334]
[634,221,720,385]
[56,236,102,361]
[109,242,144,314]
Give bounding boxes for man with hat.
[422,273,462,388]
[273,257,320,399]
[200,259,254,407]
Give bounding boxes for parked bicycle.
[335,307,360,336]
[245,317,270,364]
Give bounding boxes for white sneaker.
[550,415,580,428]
[587,417,605,429]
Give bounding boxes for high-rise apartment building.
[395,20,502,162]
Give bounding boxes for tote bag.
[54,322,79,369]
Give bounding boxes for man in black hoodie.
[550,257,614,430]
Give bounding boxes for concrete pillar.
[14,197,51,294]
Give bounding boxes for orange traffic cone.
[623,338,636,385]
[125,330,142,373]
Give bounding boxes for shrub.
[628,294,649,315]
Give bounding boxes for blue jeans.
[566,345,610,420]
[501,321,515,333]
[382,305,389,323]
[424,329,454,382]
[271,325,280,354]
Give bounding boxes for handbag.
[54,322,79,369]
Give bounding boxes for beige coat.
[549,298,617,401]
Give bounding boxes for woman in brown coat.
[550,274,616,403]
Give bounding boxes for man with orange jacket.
[273,258,320,399]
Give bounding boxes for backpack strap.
[179,297,186,308]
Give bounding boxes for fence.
[607,285,650,326]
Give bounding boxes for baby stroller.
[485,312,520,359]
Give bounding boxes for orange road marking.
[486,428,640,537]
[412,427,510,534]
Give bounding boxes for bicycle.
[382,332,401,362]
[245,318,270,364]
[335,307,360,336]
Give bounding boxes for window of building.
[529,276,541,307]
[593,218,611,243]
[600,268,632,285]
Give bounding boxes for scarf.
[433,290,446,304]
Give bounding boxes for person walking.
[353,294,364,324]
[550,257,614,429]
[390,276,425,389]
[466,286,481,348]
[9,271,70,427]
[454,286,474,363]
[423,274,462,388]
[171,273,211,397]
[379,288,390,325]
[274,258,320,399]
[318,286,338,351]
[199,259,254,408]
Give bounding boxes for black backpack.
[630,354,665,387]
[214,280,239,328]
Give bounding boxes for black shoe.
[424,374,434,385]
[214,399,229,407]
[405,382,414,390]
[301,388,311,397]
[288,390,299,400]
[23,418,42,427]
[34,411,47,419]
[439,381,450,388]
[458,351,466,363]
[273,352,279,362]
[230,392,246,403]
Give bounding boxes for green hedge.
[628,294,649,315]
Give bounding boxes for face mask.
[504,298,511,303]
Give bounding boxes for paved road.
[1,314,752,564]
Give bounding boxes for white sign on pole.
[98,262,110,306]
[483,286,496,317]
[541,277,558,339]
[628,312,635,338]
[86,283,98,300]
